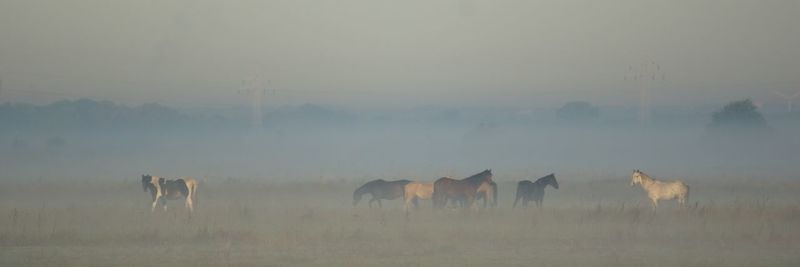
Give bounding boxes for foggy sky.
[0,0,797,108]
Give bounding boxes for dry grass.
[1,177,799,266]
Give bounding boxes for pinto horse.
[141,174,198,213]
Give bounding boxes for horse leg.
[650,198,658,211]
[467,196,478,212]
[377,199,382,208]
[513,193,520,209]
[162,198,168,212]
[186,197,194,213]
[368,198,375,208]
[412,197,419,209]
[522,195,529,208]
[151,198,158,212]
[537,196,544,209]
[404,197,411,214]
[678,194,688,209]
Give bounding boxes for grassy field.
[1,176,799,266]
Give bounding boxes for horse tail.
[682,182,690,205]
[191,181,198,208]
[491,182,498,207]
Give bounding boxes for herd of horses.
[353,169,690,214]
[139,169,690,214]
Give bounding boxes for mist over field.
[2,1,800,266]
[2,99,799,182]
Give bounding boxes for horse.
[404,182,434,213]
[513,173,558,209]
[353,179,412,208]
[432,169,494,210]
[141,174,198,213]
[630,169,689,210]
[449,180,497,209]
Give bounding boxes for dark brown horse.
[353,179,412,208]
[432,169,494,210]
[513,173,558,209]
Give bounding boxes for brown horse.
[353,179,412,208]
[432,169,494,210]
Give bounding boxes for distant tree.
[557,101,600,122]
[707,99,770,133]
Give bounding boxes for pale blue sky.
[0,0,797,109]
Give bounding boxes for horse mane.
[534,173,554,184]
[461,169,492,185]
[491,181,498,204]
[636,170,656,182]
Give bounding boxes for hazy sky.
[0,0,797,108]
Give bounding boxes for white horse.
[630,170,689,210]
[141,174,198,213]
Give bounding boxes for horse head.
[548,173,559,189]
[141,174,153,192]
[630,169,643,187]
[353,181,373,206]
[482,169,494,183]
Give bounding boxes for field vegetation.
[1,177,798,266]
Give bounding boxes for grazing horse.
[141,174,198,213]
[404,182,434,213]
[513,173,558,209]
[353,179,412,208]
[432,169,494,210]
[630,169,689,210]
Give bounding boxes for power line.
[624,61,666,124]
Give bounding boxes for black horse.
[513,173,558,209]
[432,169,494,210]
[353,179,412,208]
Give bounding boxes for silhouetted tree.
[707,99,770,134]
